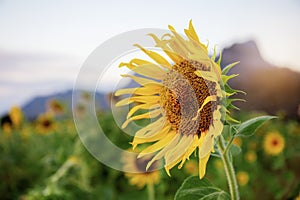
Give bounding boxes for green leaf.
[175,176,230,200]
[222,61,239,75]
[224,84,246,96]
[236,116,277,137]
[221,74,239,84]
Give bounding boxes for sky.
[0,0,300,114]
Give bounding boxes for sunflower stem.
[224,136,235,155]
[217,135,240,200]
[147,183,155,200]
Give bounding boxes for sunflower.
[47,99,64,116]
[122,150,160,189]
[236,171,249,186]
[2,123,12,135]
[115,21,239,179]
[263,131,285,156]
[35,113,56,134]
[9,106,23,128]
[184,160,198,175]
[245,151,257,163]
[232,137,242,147]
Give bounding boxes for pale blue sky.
[0,0,299,114]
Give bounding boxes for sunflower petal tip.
[199,172,205,179]
[119,62,126,68]
[133,43,142,49]
[145,162,152,171]
[137,153,144,159]
[178,163,183,169]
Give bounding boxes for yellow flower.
[295,192,300,200]
[232,137,242,147]
[237,171,249,186]
[122,150,160,189]
[2,123,12,136]
[47,99,64,115]
[263,131,285,156]
[67,156,80,165]
[245,151,257,163]
[35,113,55,134]
[115,21,238,179]
[184,160,198,175]
[9,106,23,127]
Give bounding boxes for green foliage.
[175,176,230,200]
[236,116,277,137]
[0,109,299,199]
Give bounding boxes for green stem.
[147,183,155,200]
[224,136,235,155]
[217,135,240,200]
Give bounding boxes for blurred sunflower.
[232,137,242,147]
[263,131,285,156]
[115,21,240,179]
[2,123,12,135]
[122,150,160,189]
[184,160,198,175]
[295,192,300,200]
[47,99,64,116]
[9,106,23,128]
[35,113,56,134]
[245,151,257,163]
[237,171,249,186]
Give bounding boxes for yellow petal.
[164,154,183,177]
[130,58,152,66]
[194,70,219,82]
[135,117,165,141]
[164,135,194,168]
[199,152,210,179]
[127,103,160,119]
[115,84,162,96]
[148,33,182,63]
[178,136,199,168]
[132,125,170,147]
[145,132,180,170]
[139,131,176,155]
[187,20,200,44]
[199,131,214,158]
[122,109,162,129]
[134,117,166,138]
[115,96,160,107]
[134,44,171,69]
[121,74,158,86]
[168,25,189,52]
[192,95,217,120]
[130,64,167,80]
[168,39,188,58]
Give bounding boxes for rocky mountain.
[221,40,300,119]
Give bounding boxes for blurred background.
[0,0,299,199]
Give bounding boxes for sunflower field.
[1,101,299,200]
